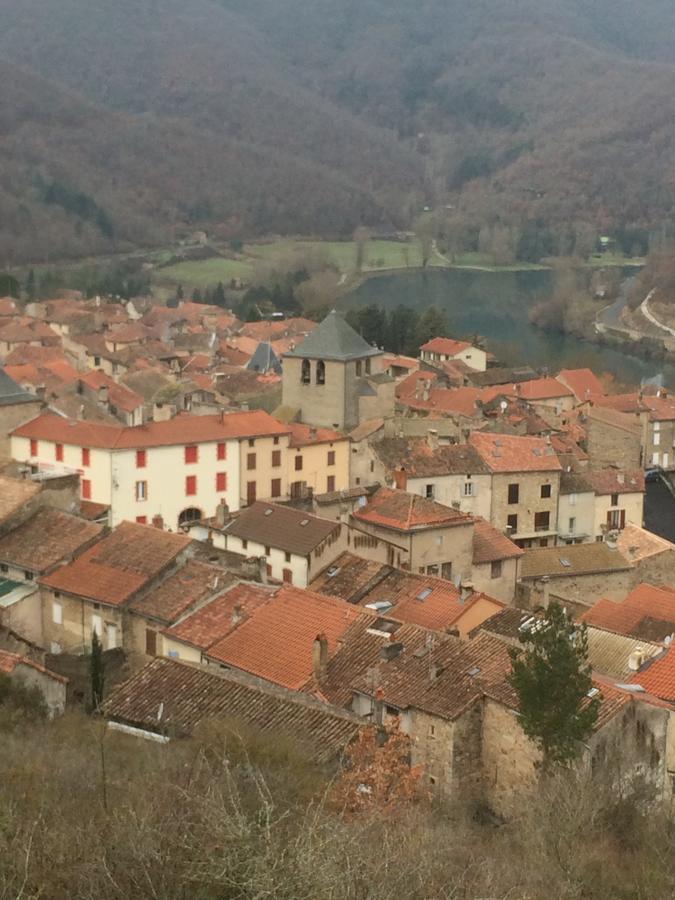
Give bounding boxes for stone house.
[469,431,562,548]
[350,487,475,582]
[282,311,394,431]
[0,649,68,717]
[470,518,523,603]
[38,521,192,654]
[557,468,645,544]
[617,524,675,589]
[0,368,43,456]
[581,404,644,470]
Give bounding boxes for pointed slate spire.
[284,310,381,361]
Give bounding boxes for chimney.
[309,427,317,440]
[231,604,243,630]
[605,530,619,551]
[151,514,164,530]
[373,687,385,726]
[380,641,404,662]
[460,581,474,603]
[394,467,408,491]
[539,575,550,609]
[98,385,109,405]
[628,648,646,672]
[35,384,46,402]
[429,662,445,682]
[215,499,230,528]
[312,633,329,682]
[427,428,439,451]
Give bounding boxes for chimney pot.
[215,499,230,528]
[151,514,164,530]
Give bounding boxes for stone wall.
[518,568,633,611]
[481,698,540,817]
[0,399,43,458]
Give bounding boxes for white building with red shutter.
[10,410,290,530]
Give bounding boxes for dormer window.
[316,360,326,385]
[301,359,310,384]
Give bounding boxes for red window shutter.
[55,444,64,462]
[216,472,227,492]
[30,439,38,457]
[186,475,197,496]
[217,442,226,460]
[136,516,147,525]
[82,448,90,467]
[81,479,91,500]
[136,449,146,468]
[185,445,198,464]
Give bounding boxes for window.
[607,509,626,530]
[216,472,227,492]
[145,629,157,656]
[295,455,303,471]
[507,483,519,504]
[248,438,255,448]
[425,484,435,499]
[81,479,91,500]
[246,482,257,505]
[534,511,550,531]
[272,450,281,467]
[55,443,64,462]
[491,560,502,579]
[186,475,197,496]
[356,360,362,376]
[541,484,552,499]
[107,623,118,650]
[271,477,281,498]
[285,551,291,563]
[301,359,311,384]
[24,571,33,581]
[247,453,256,470]
[135,481,147,501]
[568,517,576,533]
[91,614,102,637]
[30,439,38,456]
[0,564,6,573]
[441,562,452,579]
[507,514,518,533]
[327,450,335,466]
[136,516,147,524]
[217,442,226,460]
[136,449,146,468]
[82,448,90,467]
[463,481,474,497]
[610,493,619,507]
[316,360,326,385]
[327,475,335,493]
[569,492,577,506]
[265,545,271,556]
[94,356,101,366]
[426,564,440,576]
[652,452,660,465]
[429,724,435,737]
[283,568,293,584]
[273,436,279,445]
[654,421,661,432]
[185,445,198,464]
[365,359,371,375]
[242,539,248,550]
[52,601,62,625]
[654,432,661,446]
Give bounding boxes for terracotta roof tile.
[12,409,289,450]
[617,524,675,563]
[129,560,233,625]
[0,476,41,526]
[631,647,675,702]
[472,518,524,564]
[420,337,472,355]
[102,657,361,761]
[206,585,365,690]
[557,368,605,401]
[353,487,473,532]
[0,509,103,574]
[40,521,191,607]
[469,432,563,473]
[0,650,68,684]
[581,583,675,641]
[287,422,345,447]
[164,582,276,649]
[224,502,341,555]
[520,543,632,579]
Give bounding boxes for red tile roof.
[557,368,604,401]
[12,409,289,450]
[79,369,144,413]
[40,521,191,607]
[287,422,346,447]
[353,487,473,532]
[129,560,232,625]
[480,377,573,402]
[631,648,675,702]
[207,585,365,689]
[164,582,276,649]
[581,584,675,641]
[472,517,524,564]
[0,509,103,574]
[469,432,563,473]
[420,337,472,355]
[0,650,68,684]
[584,468,645,495]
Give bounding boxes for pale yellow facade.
[288,438,350,498]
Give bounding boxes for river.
[345,268,675,387]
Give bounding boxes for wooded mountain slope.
[3,0,675,262]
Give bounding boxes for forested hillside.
[4,0,675,262]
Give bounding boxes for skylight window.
[467,666,480,677]
[417,588,432,601]
[264,509,273,516]
[300,519,310,527]
[559,558,571,567]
